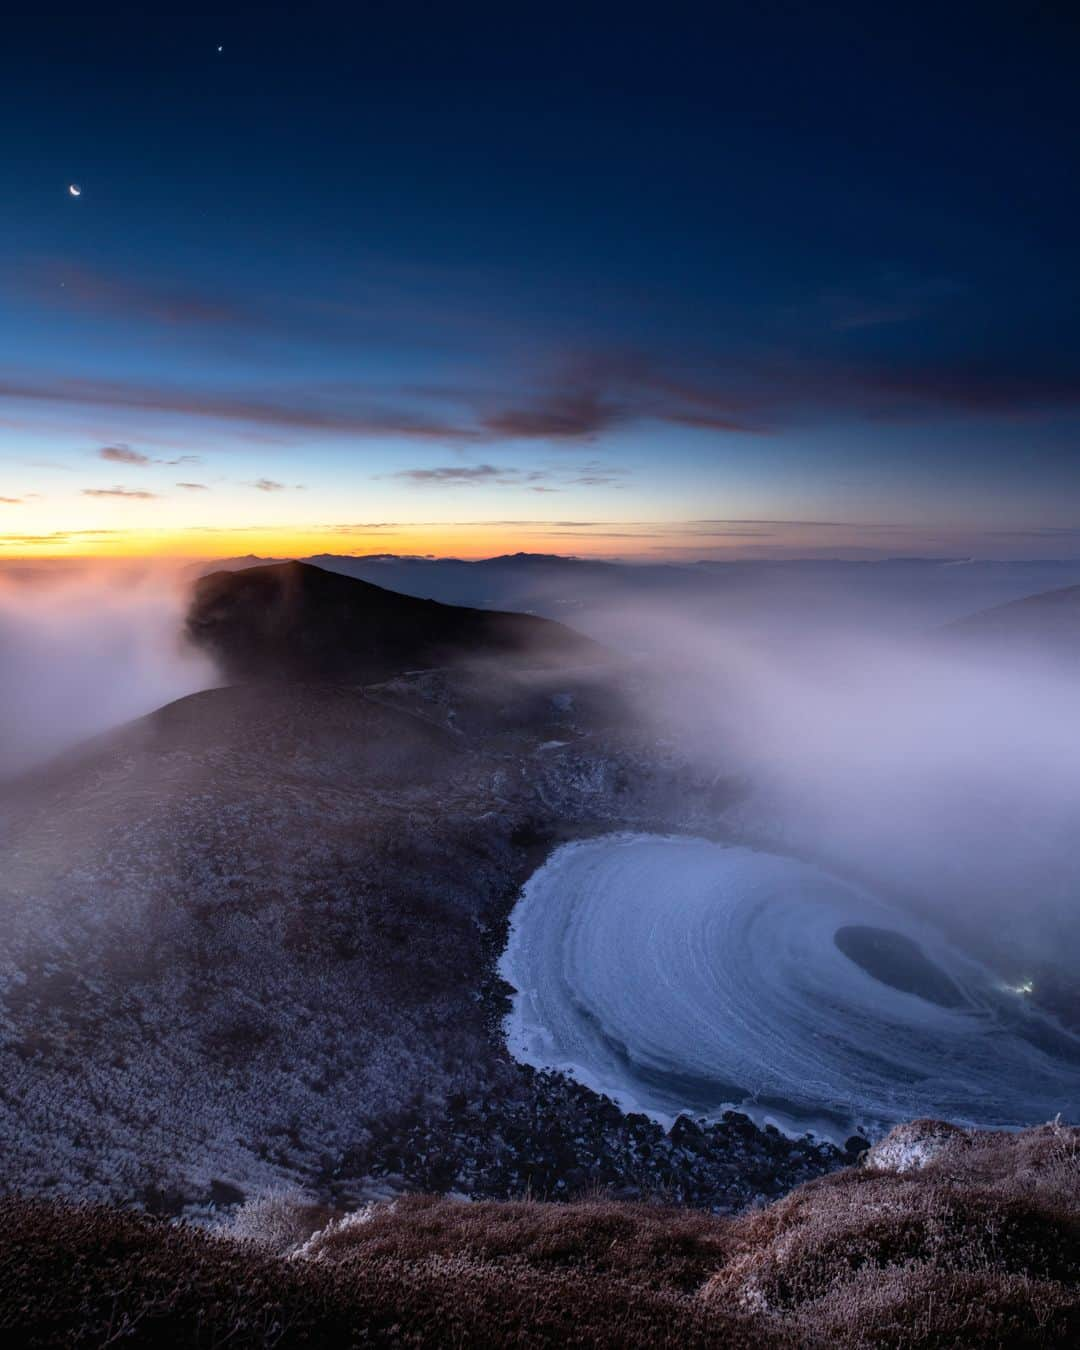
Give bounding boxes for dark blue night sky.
[2,2,1078,559]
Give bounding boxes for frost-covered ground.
[500,834,1080,1142]
[6,670,828,1213]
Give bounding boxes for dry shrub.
[707,1174,1079,1304]
[227,1188,340,1255]
[923,1120,1080,1207]
[701,1122,1080,1346]
[301,1192,735,1292]
[797,1265,1080,1348]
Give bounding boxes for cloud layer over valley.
[0,565,217,774]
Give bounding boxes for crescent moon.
[68,184,82,197]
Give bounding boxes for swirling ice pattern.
[499,834,1080,1140]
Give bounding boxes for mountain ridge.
[186,560,605,683]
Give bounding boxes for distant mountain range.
[193,552,1080,642]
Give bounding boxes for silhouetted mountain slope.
[941,583,1080,664]
[187,560,604,682]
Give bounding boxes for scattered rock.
[864,1118,967,1172]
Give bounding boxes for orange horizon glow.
[5,511,1061,566]
[0,521,703,564]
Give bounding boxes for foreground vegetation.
[2,1120,1077,1347]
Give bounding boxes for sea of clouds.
[0,563,217,776]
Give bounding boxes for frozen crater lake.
[499,834,1080,1141]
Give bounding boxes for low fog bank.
[0,565,218,775]
[613,601,1080,975]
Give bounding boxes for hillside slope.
[0,663,794,1214]
[186,560,604,682]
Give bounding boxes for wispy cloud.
[0,375,482,440]
[0,362,759,447]
[325,522,405,534]
[572,472,624,486]
[481,390,623,440]
[0,496,23,504]
[98,443,202,467]
[248,478,304,492]
[3,340,1078,464]
[0,528,123,548]
[391,464,512,485]
[388,461,627,490]
[19,262,254,327]
[100,444,152,465]
[176,481,209,490]
[81,485,157,499]
[818,271,961,332]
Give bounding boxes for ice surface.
[500,834,1080,1141]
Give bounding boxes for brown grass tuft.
[301,1192,736,1291]
[700,1121,1080,1345]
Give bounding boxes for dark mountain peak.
[187,560,604,683]
[486,552,574,564]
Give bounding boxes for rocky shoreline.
[332,1065,862,1212]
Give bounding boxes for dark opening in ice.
[834,925,966,1008]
